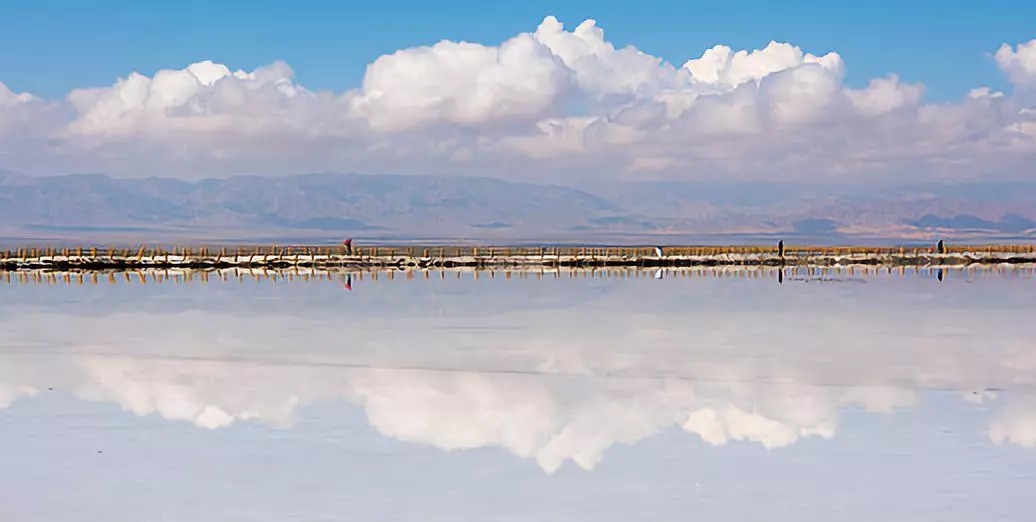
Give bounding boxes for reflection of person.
[344,238,353,255]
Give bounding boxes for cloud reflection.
[1,272,1035,472]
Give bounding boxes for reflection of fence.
[2,263,1034,287]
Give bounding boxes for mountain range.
[1,170,1035,244]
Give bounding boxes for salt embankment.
[2,245,1035,272]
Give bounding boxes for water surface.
[2,269,1035,521]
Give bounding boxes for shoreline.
[3,244,1036,272]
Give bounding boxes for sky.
[1,0,1035,183]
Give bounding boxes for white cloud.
[995,39,1036,87]
[760,61,843,126]
[0,82,55,137]
[683,41,843,89]
[0,81,35,106]
[968,87,1004,99]
[846,75,924,116]
[65,60,322,137]
[352,33,570,131]
[533,16,683,104]
[0,20,1035,181]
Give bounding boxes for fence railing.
[3,243,1036,260]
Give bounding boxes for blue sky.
[2,0,1033,101]
[1,1,1034,181]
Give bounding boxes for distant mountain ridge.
[1,171,1035,242]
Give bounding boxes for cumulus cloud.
[352,32,570,131]
[534,16,682,104]
[0,81,36,109]
[845,75,924,116]
[63,60,360,142]
[0,21,1035,181]
[683,41,843,89]
[995,40,1036,88]
[0,82,61,139]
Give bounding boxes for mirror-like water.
[2,269,1035,521]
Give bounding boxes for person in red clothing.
[342,240,354,291]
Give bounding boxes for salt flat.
[2,270,1035,521]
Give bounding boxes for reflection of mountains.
[2,274,1036,473]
